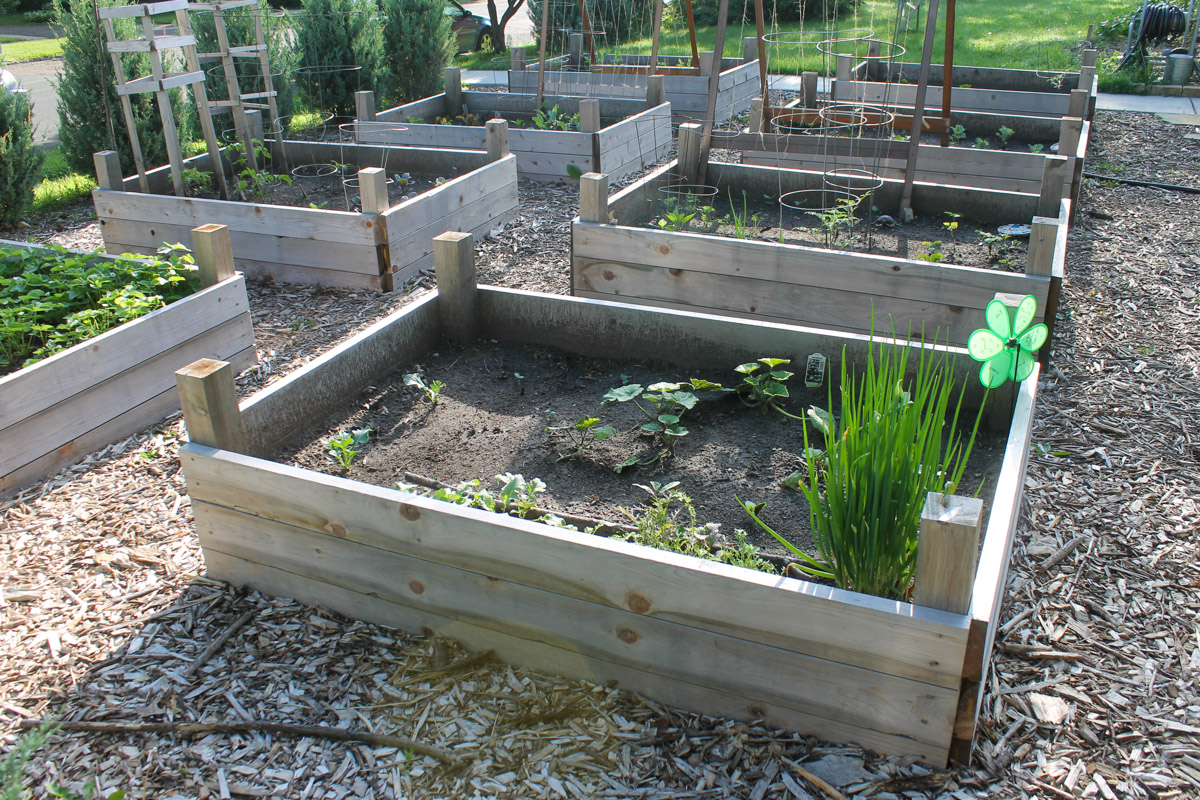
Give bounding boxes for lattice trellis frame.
[100,0,228,197]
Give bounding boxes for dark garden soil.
[276,340,1008,562]
[647,192,1030,269]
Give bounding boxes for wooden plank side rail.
[179,284,1039,765]
[0,227,255,497]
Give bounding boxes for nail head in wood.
[358,167,389,215]
[579,172,609,224]
[175,358,248,453]
[355,90,376,122]
[191,223,236,287]
[433,231,479,342]
[485,118,510,160]
[913,492,984,615]
[94,150,124,191]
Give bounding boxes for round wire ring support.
[818,102,897,130]
[815,32,882,59]
[657,183,719,202]
[822,167,885,197]
[769,110,862,136]
[779,188,842,214]
[337,121,410,143]
[761,28,874,46]
[291,163,339,184]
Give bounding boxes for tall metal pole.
[898,0,942,219]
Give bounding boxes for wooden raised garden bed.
[570,155,1069,350]
[828,50,1099,141]
[353,74,673,183]
[174,232,1038,765]
[0,225,254,498]
[731,114,1090,224]
[508,43,760,124]
[92,137,518,291]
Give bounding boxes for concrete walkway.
[4,57,60,148]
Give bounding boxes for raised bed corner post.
[646,75,666,108]
[359,167,394,292]
[433,231,479,343]
[356,91,377,122]
[175,359,248,454]
[801,71,818,109]
[914,491,985,766]
[913,492,983,616]
[677,123,702,185]
[445,68,463,118]
[192,223,236,288]
[94,151,124,192]
[579,172,609,224]
[486,119,511,162]
[1037,154,1070,218]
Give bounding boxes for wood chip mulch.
[3,110,1199,799]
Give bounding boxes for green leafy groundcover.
[0,243,198,374]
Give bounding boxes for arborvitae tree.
[191,1,297,134]
[0,74,44,224]
[380,0,451,106]
[296,0,386,117]
[54,0,175,177]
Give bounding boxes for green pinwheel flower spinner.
[967,295,1048,388]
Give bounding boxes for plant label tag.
[804,353,827,388]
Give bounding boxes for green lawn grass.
[477,0,1130,75]
[0,37,64,63]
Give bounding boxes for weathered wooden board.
[0,273,254,497]
[833,81,1070,117]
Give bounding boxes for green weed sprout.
[943,212,960,242]
[403,372,444,406]
[916,241,945,262]
[327,427,372,470]
[547,416,615,461]
[734,358,802,419]
[739,332,983,600]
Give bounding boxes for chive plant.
[742,333,984,601]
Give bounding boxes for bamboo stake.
[898,0,942,220]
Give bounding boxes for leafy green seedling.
[547,416,616,461]
[656,207,695,231]
[327,427,372,470]
[973,137,989,149]
[403,372,444,406]
[1028,143,1045,154]
[916,240,945,262]
[496,472,546,517]
[976,229,1012,260]
[734,358,802,419]
[948,124,966,145]
[943,211,960,243]
[996,126,1015,148]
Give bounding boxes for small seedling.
[734,358,803,419]
[547,416,615,461]
[724,189,753,239]
[657,207,696,231]
[948,124,966,145]
[973,137,989,149]
[943,211,960,243]
[1028,143,1045,154]
[916,240,945,262]
[996,126,1015,149]
[327,427,372,470]
[403,372,444,406]
[513,372,525,394]
[976,229,1012,260]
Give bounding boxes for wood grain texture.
[913,493,984,614]
[201,548,950,763]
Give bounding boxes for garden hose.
[1120,2,1191,68]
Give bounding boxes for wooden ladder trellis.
[100,0,227,198]
[189,0,284,173]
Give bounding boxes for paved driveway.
[5,58,61,147]
[462,0,534,47]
